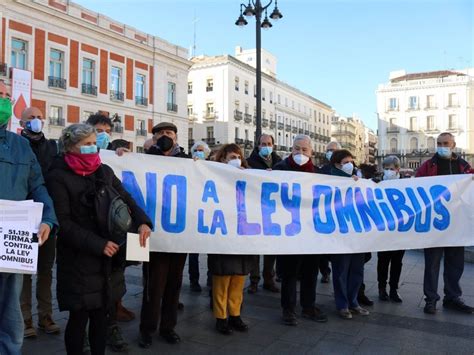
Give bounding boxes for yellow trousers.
[212,275,246,319]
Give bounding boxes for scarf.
[64,152,101,176]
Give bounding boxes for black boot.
[215,318,233,335]
[358,283,373,306]
[389,289,403,303]
[228,316,249,332]
[379,288,389,301]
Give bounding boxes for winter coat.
[46,157,152,312]
[415,153,473,177]
[246,148,282,170]
[21,131,58,177]
[272,157,318,173]
[147,144,189,158]
[208,254,253,276]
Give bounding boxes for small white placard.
[126,233,149,262]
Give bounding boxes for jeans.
[331,254,365,310]
[0,273,24,355]
[424,247,464,303]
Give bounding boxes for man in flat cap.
[139,122,188,348]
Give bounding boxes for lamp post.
[235,0,282,145]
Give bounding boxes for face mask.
[325,151,333,161]
[293,154,310,166]
[340,162,354,175]
[80,145,98,154]
[259,146,273,157]
[156,135,174,152]
[193,151,206,160]
[96,131,110,150]
[25,118,43,133]
[383,169,399,180]
[228,158,241,168]
[436,147,452,159]
[0,98,12,125]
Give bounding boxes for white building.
[1,0,191,151]
[376,69,474,169]
[364,127,377,164]
[330,114,367,164]
[187,46,333,158]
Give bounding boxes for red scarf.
[64,152,101,176]
[287,154,315,173]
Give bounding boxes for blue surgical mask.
[96,131,110,150]
[193,151,206,160]
[436,147,452,159]
[26,118,43,133]
[259,146,273,157]
[80,145,98,154]
[325,151,333,161]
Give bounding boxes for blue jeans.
[0,273,24,355]
[331,254,365,310]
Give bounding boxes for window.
[426,95,435,108]
[278,94,281,104]
[136,74,146,98]
[389,98,397,110]
[244,81,249,95]
[49,105,64,126]
[427,137,436,151]
[292,100,295,109]
[167,82,176,104]
[448,114,457,129]
[187,82,193,94]
[206,78,213,92]
[110,66,122,92]
[262,109,266,119]
[409,117,417,131]
[253,84,256,97]
[390,138,397,153]
[82,110,93,123]
[426,115,435,130]
[285,98,288,107]
[206,102,214,116]
[235,127,239,139]
[235,100,240,111]
[11,38,27,70]
[448,93,458,107]
[262,88,265,101]
[389,117,397,128]
[234,76,239,91]
[82,58,95,86]
[187,105,193,116]
[410,137,418,151]
[49,49,64,78]
[188,128,193,139]
[269,91,273,103]
[245,129,249,140]
[244,104,249,114]
[408,96,418,109]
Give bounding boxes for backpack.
[94,168,132,245]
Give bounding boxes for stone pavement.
[22,251,474,355]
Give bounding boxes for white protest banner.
[101,151,474,255]
[0,200,43,274]
[9,68,32,134]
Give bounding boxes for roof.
[390,70,466,82]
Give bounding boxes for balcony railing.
[167,103,178,112]
[81,83,97,96]
[204,112,216,120]
[292,127,298,133]
[234,110,243,121]
[136,128,147,136]
[244,139,253,147]
[235,138,244,145]
[48,76,67,89]
[204,137,216,146]
[206,86,213,92]
[112,125,123,133]
[49,117,65,126]
[135,96,148,106]
[298,128,304,134]
[386,127,400,133]
[244,113,252,124]
[285,125,291,132]
[304,130,310,136]
[110,90,124,102]
[278,122,284,130]
[341,142,356,150]
[0,63,8,76]
[270,121,276,129]
[262,118,269,127]
[332,129,355,137]
[310,132,315,138]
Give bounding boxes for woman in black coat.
[47,124,152,355]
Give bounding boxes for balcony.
[112,125,123,133]
[110,90,124,102]
[341,142,356,150]
[167,103,178,112]
[206,86,213,92]
[0,63,8,76]
[278,122,284,130]
[48,76,67,89]
[234,110,243,121]
[262,118,269,127]
[298,128,304,134]
[304,130,310,135]
[244,139,253,147]
[136,128,147,136]
[332,129,355,137]
[204,112,217,120]
[270,121,276,129]
[244,113,252,124]
[235,138,244,145]
[310,132,315,139]
[49,117,65,127]
[285,125,291,132]
[386,127,400,133]
[81,83,97,96]
[135,96,148,106]
[204,137,216,146]
[291,127,297,133]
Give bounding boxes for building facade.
[376,69,474,169]
[364,127,377,164]
[1,0,191,150]
[331,115,367,164]
[187,47,333,158]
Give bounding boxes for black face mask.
[156,135,174,152]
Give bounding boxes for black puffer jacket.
[246,148,282,170]
[21,131,58,177]
[46,157,152,312]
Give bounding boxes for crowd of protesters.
[0,86,473,354]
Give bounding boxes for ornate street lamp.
[235,0,283,144]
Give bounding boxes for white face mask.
[293,153,310,166]
[325,151,333,161]
[383,169,399,180]
[227,158,241,168]
[340,162,354,175]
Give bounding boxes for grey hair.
[59,123,96,153]
[293,134,312,146]
[382,155,401,169]
[190,140,211,157]
[326,141,341,150]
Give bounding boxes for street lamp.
[235,0,283,145]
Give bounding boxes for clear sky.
[74,0,473,130]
